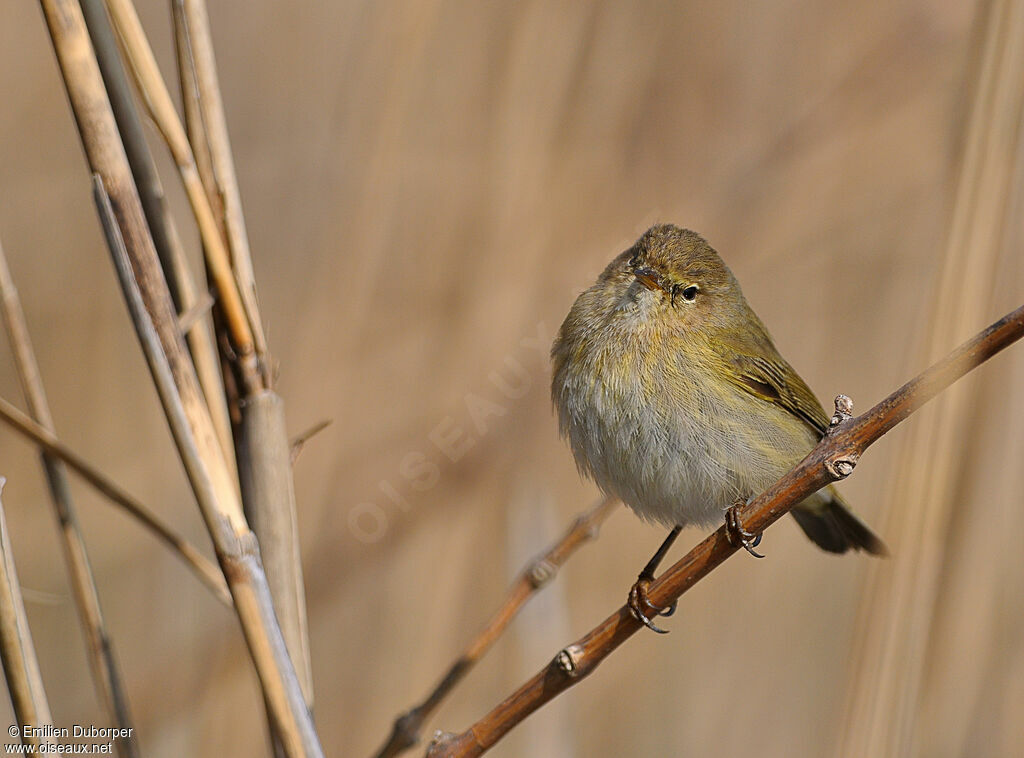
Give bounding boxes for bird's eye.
[674,285,699,304]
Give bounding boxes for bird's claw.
[628,575,674,634]
[725,505,765,558]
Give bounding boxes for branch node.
[829,394,854,430]
[426,730,459,756]
[527,559,557,589]
[176,289,215,334]
[553,644,585,678]
[825,454,859,480]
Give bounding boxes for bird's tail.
[790,489,888,556]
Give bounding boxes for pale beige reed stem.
[94,176,321,758]
[0,480,54,750]
[37,0,321,753]
[172,0,269,386]
[102,0,257,383]
[170,0,315,727]
[80,0,237,480]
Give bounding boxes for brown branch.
[0,238,139,757]
[374,496,619,758]
[426,302,1024,757]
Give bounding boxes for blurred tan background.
[1,1,1023,756]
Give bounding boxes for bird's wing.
[713,326,831,436]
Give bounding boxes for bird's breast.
[554,323,811,528]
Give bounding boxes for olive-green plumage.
[551,224,886,555]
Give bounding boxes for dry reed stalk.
[93,175,322,757]
[170,0,217,231]
[237,393,315,758]
[235,393,314,706]
[101,0,257,384]
[36,0,321,753]
[426,303,1024,757]
[172,0,269,386]
[0,480,54,750]
[374,496,619,758]
[170,0,315,733]
[0,393,230,605]
[0,241,139,758]
[79,0,237,480]
[835,1,1024,755]
[78,0,179,307]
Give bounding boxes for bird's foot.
[627,573,676,634]
[725,503,765,558]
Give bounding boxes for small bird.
[551,224,886,631]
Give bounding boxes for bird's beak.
[633,266,665,293]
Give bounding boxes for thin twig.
[374,495,618,758]
[289,419,331,465]
[0,239,139,757]
[0,479,54,749]
[426,302,1024,757]
[0,394,230,606]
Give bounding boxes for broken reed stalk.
[0,480,54,750]
[374,496,619,758]
[236,394,315,758]
[426,302,1024,758]
[0,394,230,606]
[83,0,237,482]
[0,241,139,758]
[37,1,321,755]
